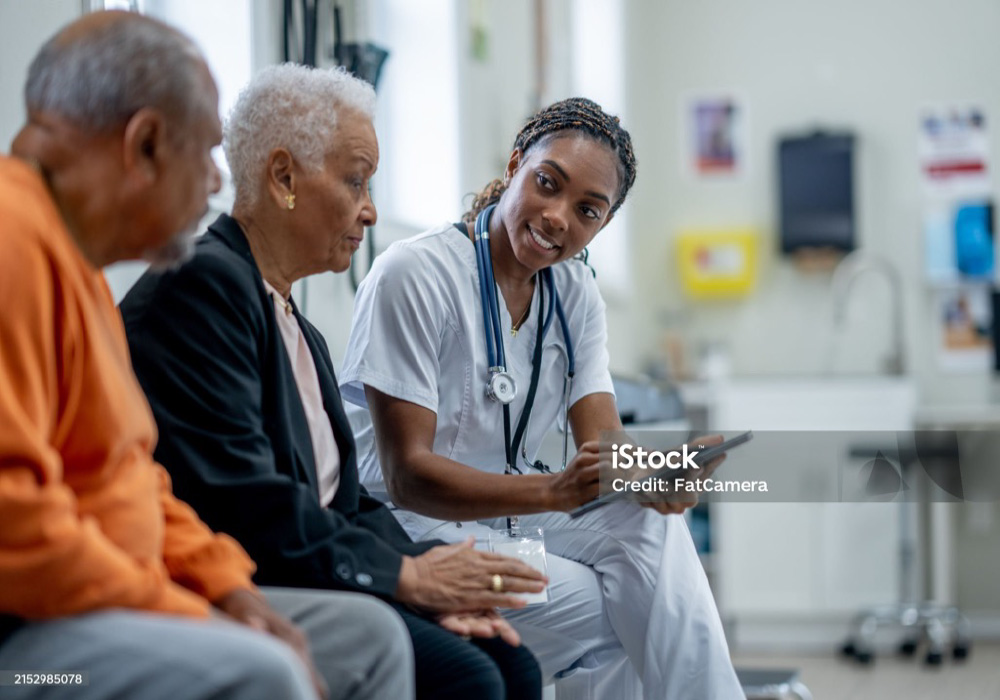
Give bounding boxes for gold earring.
[286,193,296,210]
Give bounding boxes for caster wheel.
[840,641,857,658]
[925,651,943,666]
[855,650,874,665]
[953,644,970,660]
[898,639,919,657]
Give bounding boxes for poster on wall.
[936,287,993,373]
[920,104,995,285]
[919,104,991,197]
[685,94,745,177]
[924,200,995,284]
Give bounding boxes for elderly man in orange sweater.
[0,11,411,700]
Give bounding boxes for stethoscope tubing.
[473,223,498,369]
[473,204,577,474]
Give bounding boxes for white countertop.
[915,403,1000,428]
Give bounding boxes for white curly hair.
[224,63,376,205]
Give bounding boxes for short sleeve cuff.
[568,372,616,408]
[339,367,439,414]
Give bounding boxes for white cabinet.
[707,378,916,620]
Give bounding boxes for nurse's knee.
[510,553,611,640]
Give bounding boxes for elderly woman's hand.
[396,538,547,614]
[436,610,522,647]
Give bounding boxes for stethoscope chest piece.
[472,203,575,481]
[487,369,517,405]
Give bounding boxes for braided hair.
[463,97,637,225]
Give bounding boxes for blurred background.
[4,1,1000,696]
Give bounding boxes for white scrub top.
[340,222,615,539]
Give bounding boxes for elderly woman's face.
[295,109,378,274]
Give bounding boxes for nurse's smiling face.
[494,133,621,277]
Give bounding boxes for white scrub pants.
[421,502,743,700]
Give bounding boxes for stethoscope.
[473,204,576,489]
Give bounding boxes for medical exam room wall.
[0,1,79,146]
[621,0,1000,620]
[622,0,1000,405]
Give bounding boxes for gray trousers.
[0,587,413,700]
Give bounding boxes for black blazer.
[121,213,436,598]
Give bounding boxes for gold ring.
[491,574,504,593]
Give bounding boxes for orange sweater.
[0,155,255,620]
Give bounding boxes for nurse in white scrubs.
[340,98,743,700]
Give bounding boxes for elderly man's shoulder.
[0,157,63,251]
[0,157,79,286]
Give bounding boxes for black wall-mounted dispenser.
[778,132,856,253]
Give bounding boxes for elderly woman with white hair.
[120,64,545,700]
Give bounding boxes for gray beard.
[142,226,197,271]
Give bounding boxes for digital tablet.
[568,431,754,518]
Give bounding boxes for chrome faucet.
[830,251,906,375]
